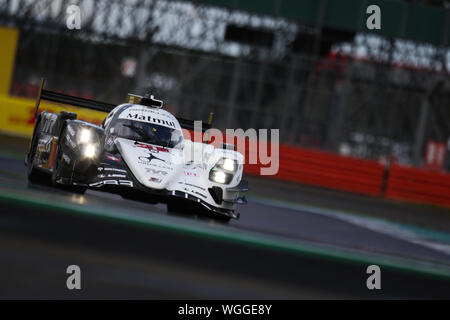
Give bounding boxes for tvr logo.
[145,168,168,176]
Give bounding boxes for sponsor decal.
[186,161,207,170]
[108,174,126,178]
[145,168,168,176]
[138,151,168,164]
[182,187,207,199]
[106,154,121,162]
[98,167,127,173]
[126,108,160,116]
[124,112,176,128]
[184,170,199,178]
[106,136,115,146]
[134,141,169,153]
[194,191,207,199]
[183,183,206,191]
[98,174,126,178]
[38,136,52,153]
[139,162,174,171]
[149,177,162,183]
[89,180,133,187]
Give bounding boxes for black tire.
[27,130,49,185]
[215,215,231,223]
[207,211,231,223]
[166,201,184,213]
[27,156,49,184]
[51,138,87,195]
[121,192,158,204]
[167,200,231,222]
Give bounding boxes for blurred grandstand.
[1,0,449,167]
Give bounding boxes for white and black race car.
[25,79,247,221]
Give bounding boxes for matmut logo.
[127,112,175,128]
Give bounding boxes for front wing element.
[82,153,241,219]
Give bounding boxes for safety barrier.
[245,144,450,209]
[386,164,450,208]
[244,144,385,197]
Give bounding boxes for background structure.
[1,1,450,300]
[1,0,449,166]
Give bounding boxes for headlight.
[217,158,237,172]
[222,158,236,171]
[211,171,227,184]
[79,129,92,143]
[84,144,96,158]
[209,168,233,184]
[209,158,238,184]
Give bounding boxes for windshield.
[109,119,183,149]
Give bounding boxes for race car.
[25,79,247,221]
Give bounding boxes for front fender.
[57,120,106,181]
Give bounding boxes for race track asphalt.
[1,136,450,298]
[1,153,449,265]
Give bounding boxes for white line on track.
[251,196,450,258]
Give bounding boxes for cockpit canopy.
[108,118,183,149]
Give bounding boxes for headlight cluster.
[78,128,98,159]
[221,158,236,171]
[84,144,96,158]
[79,129,91,143]
[209,158,237,184]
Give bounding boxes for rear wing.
[35,78,213,132]
[35,78,115,117]
[178,114,213,132]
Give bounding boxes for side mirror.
[220,142,236,151]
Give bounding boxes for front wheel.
[211,213,231,223]
[166,201,185,213]
[167,200,231,223]
[51,142,87,194]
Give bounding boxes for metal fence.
[2,0,450,165]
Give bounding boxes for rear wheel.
[27,130,49,184]
[27,153,49,184]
